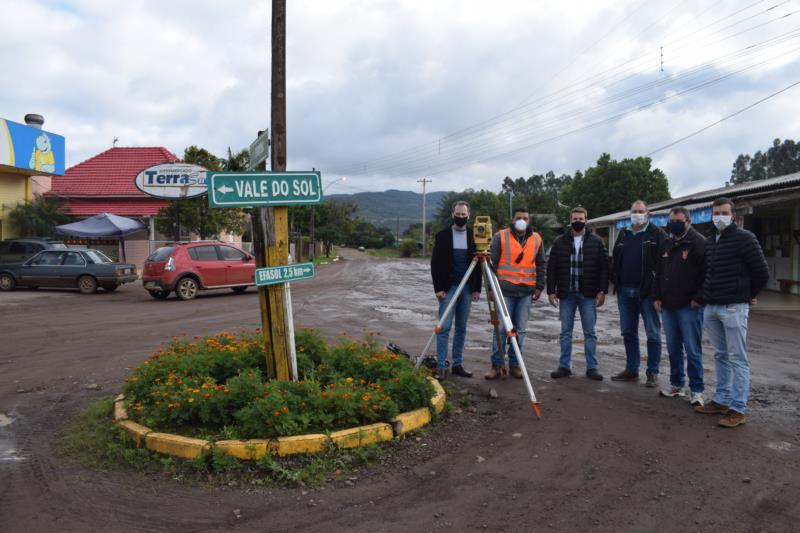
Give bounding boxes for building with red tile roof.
[48,146,180,266]
[50,146,177,215]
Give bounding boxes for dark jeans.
[662,305,704,392]
[617,287,661,374]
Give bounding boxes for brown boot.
[484,366,501,380]
[718,411,746,428]
[695,400,730,415]
[509,367,523,379]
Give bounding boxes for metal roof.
[588,171,800,225]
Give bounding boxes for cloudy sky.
[2,0,799,197]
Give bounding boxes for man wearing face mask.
[652,207,706,406]
[611,200,668,387]
[430,200,482,380]
[695,197,768,428]
[485,207,546,380]
[547,206,609,380]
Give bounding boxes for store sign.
[0,118,66,175]
[134,163,208,199]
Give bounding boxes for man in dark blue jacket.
[695,197,769,428]
[611,200,668,387]
[430,200,482,380]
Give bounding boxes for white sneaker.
[659,386,686,398]
[690,392,704,406]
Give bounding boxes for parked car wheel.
[231,286,248,294]
[77,275,98,294]
[147,289,171,300]
[175,277,199,300]
[0,273,16,291]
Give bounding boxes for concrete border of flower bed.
[112,377,446,460]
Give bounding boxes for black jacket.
[653,226,706,309]
[612,223,668,297]
[430,227,482,294]
[546,229,609,299]
[702,222,769,305]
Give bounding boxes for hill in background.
[326,189,450,234]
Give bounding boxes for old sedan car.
[0,249,138,293]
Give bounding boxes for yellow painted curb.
[145,433,210,460]
[215,439,272,460]
[272,434,330,456]
[115,376,445,460]
[113,399,128,421]
[117,419,151,447]
[391,407,432,436]
[427,376,446,414]
[330,423,394,449]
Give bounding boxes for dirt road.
[1,249,798,532]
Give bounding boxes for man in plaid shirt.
[546,207,609,381]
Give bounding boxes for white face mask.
[514,219,528,232]
[630,213,647,226]
[712,215,732,231]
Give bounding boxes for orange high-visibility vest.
[496,229,543,286]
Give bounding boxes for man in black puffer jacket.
[546,206,609,381]
[695,197,768,428]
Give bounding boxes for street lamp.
[311,177,347,260]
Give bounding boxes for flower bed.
[122,329,434,440]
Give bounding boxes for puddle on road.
[766,441,794,452]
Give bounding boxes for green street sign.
[207,171,322,208]
[255,262,315,286]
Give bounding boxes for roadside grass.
[56,397,385,488]
[366,247,400,258]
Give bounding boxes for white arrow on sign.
[217,184,234,194]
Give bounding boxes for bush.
[398,239,418,257]
[123,329,433,439]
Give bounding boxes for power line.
[646,79,800,156]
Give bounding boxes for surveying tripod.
[415,219,542,418]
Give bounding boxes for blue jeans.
[436,286,473,368]
[558,292,598,370]
[661,306,704,392]
[490,294,532,368]
[704,303,750,413]
[617,287,662,374]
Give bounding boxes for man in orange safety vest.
[486,207,546,380]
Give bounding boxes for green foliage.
[730,138,800,184]
[559,153,670,218]
[122,329,433,440]
[398,239,418,257]
[155,146,249,239]
[6,194,71,237]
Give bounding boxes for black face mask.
[668,221,686,236]
[453,216,468,228]
[571,221,586,232]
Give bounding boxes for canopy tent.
[55,213,147,262]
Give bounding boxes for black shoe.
[435,367,447,381]
[586,368,603,381]
[611,370,639,382]
[645,370,658,388]
[451,365,473,378]
[550,367,572,379]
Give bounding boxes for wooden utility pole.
[254,0,291,380]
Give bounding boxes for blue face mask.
[667,221,686,236]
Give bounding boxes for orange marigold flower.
[345,377,353,383]
[223,389,230,395]
[204,393,211,399]
[273,410,280,417]
[281,406,288,413]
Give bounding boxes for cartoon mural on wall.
[0,118,65,175]
[29,133,56,173]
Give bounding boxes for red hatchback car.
[142,242,256,300]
